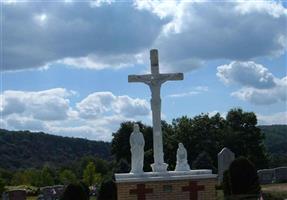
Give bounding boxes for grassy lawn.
[216,183,287,200]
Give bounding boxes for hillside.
[259,125,287,167]
[0,129,111,170]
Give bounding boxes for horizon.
[1,0,287,141]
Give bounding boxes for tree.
[224,108,269,169]
[83,162,102,186]
[60,170,77,185]
[40,166,55,186]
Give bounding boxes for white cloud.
[3,1,286,72]
[217,61,286,105]
[76,91,150,119]
[217,61,276,89]
[153,1,287,72]
[0,88,150,141]
[231,77,287,105]
[1,88,74,120]
[257,111,287,125]
[3,1,166,71]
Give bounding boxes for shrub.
[229,157,261,195]
[0,177,5,196]
[222,170,231,196]
[97,178,117,200]
[61,183,89,200]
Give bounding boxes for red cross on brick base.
[130,184,153,200]
[182,181,205,200]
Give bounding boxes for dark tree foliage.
[224,108,269,169]
[0,129,111,170]
[97,178,117,200]
[111,121,153,170]
[192,151,215,172]
[61,183,89,200]
[222,170,231,196]
[228,157,261,195]
[113,159,130,173]
[172,114,226,168]
[111,108,270,172]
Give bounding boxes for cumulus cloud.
[76,92,150,118]
[3,1,287,72]
[217,61,287,105]
[152,1,287,71]
[0,88,150,140]
[1,88,74,120]
[217,61,276,89]
[231,77,287,105]
[3,1,166,71]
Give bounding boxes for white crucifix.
[128,49,184,172]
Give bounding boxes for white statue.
[175,143,191,171]
[130,124,145,174]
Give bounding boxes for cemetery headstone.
[6,190,26,200]
[274,166,287,183]
[257,169,275,184]
[218,147,235,183]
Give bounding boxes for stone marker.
[274,166,287,182]
[130,124,145,174]
[257,169,275,184]
[218,147,235,183]
[175,143,191,171]
[6,190,26,200]
[128,49,183,172]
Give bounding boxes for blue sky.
[1,0,286,141]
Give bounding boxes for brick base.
[116,178,217,200]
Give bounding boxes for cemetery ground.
[8,183,287,200]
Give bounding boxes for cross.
[182,181,205,200]
[129,184,153,200]
[128,49,183,172]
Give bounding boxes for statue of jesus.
[129,124,145,174]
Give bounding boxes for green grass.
[216,183,287,200]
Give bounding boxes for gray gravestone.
[6,190,26,200]
[274,166,287,182]
[257,169,275,184]
[218,147,235,183]
[39,185,65,200]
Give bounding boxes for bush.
[0,177,5,195]
[228,157,261,195]
[97,178,117,200]
[61,183,89,200]
[222,170,231,196]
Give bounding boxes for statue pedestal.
[115,170,217,200]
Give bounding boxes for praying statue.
[175,143,191,171]
[130,123,145,174]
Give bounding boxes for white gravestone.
[175,143,191,171]
[128,49,183,172]
[130,124,145,174]
[218,147,235,183]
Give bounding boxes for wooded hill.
[259,125,287,167]
[0,129,111,170]
[0,125,286,170]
